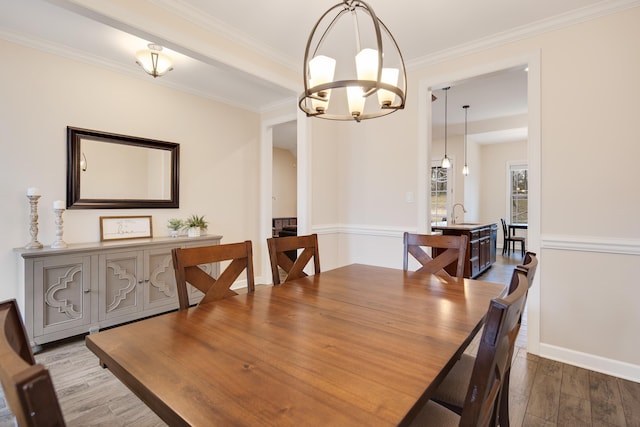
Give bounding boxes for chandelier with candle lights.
[299,1,406,122]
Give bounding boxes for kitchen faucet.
[451,203,467,224]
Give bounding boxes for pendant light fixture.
[441,87,451,168]
[462,105,470,176]
[136,43,173,78]
[299,0,407,122]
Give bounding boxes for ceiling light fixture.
[441,87,451,168]
[136,43,173,78]
[462,105,470,176]
[299,0,406,122]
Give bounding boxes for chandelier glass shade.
[299,0,407,122]
[136,44,173,78]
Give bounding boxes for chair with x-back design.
[267,234,320,285]
[172,241,255,310]
[403,232,468,278]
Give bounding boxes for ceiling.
[1,0,635,147]
[431,67,529,144]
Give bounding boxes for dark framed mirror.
[67,127,180,209]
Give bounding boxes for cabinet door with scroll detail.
[144,248,179,310]
[33,255,91,339]
[98,251,144,322]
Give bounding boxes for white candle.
[27,187,40,196]
[53,200,65,209]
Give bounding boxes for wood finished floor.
[1,255,639,426]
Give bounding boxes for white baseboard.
[231,275,272,288]
[539,343,640,382]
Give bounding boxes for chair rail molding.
[312,224,417,238]
[312,228,640,256]
[541,234,640,256]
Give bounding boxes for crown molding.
[0,28,262,112]
[259,96,298,115]
[0,28,121,73]
[407,0,640,70]
[149,0,298,71]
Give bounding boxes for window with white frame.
[509,164,528,224]
[431,162,451,224]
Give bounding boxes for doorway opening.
[418,51,541,354]
[271,120,298,238]
[260,113,309,284]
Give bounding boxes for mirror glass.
[67,127,179,209]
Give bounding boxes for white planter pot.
[169,229,179,238]
[187,227,201,237]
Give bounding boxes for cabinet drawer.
[480,228,490,238]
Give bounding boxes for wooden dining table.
[85,264,505,426]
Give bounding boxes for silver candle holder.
[25,193,44,249]
[51,202,68,249]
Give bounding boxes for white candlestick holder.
[25,194,44,249]
[51,208,68,249]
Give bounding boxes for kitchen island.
[431,222,498,278]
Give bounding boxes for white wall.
[310,7,640,380]
[271,147,297,218]
[463,139,482,223]
[336,111,419,229]
[1,39,264,303]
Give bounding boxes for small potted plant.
[185,214,208,237]
[167,218,185,237]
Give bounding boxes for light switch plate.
[405,191,414,203]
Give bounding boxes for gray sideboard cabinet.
[16,235,222,346]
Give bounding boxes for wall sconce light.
[136,43,173,78]
[299,0,406,122]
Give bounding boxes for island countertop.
[431,222,496,231]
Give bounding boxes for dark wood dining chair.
[267,234,320,285]
[411,268,529,426]
[422,266,530,426]
[0,299,66,427]
[490,251,537,425]
[518,251,538,286]
[501,218,525,257]
[172,241,255,310]
[403,232,468,278]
